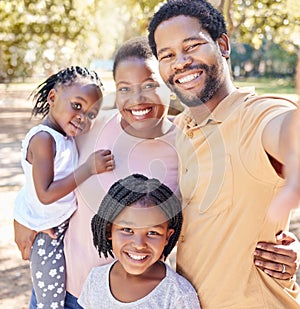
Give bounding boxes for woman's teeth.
[131,108,151,116]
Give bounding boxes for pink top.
[64,109,179,297]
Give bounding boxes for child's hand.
[88,149,115,174]
[41,228,58,239]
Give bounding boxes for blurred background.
[0,0,299,84]
[1,1,300,307]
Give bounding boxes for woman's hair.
[91,174,182,259]
[112,36,154,80]
[31,66,103,118]
[148,0,227,58]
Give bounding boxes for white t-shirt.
[14,124,78,231]
[78,261,201,308]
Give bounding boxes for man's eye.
[186,43,199,51]
[72,103,81,110]
[159,53,173,62]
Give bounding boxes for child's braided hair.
[91,174,183,259]
[31,66,103,118]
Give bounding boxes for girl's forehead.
[113,204,169,229]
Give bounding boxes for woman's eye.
[118,87,130,93]
[72,102,81,110]
[143,82,158,90]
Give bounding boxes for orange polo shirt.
[176,89,300,308]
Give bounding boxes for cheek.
[159,64,170,83]
[116,94,126,110]
[82,122,92,134]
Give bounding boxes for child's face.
[109,201,174,276]
[115,57,171,136]
[47,82,102,136]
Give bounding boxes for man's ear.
[47,88,56,106]
[217,33,230,59]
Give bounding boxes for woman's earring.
[170,92,177,101]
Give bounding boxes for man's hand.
[254,231,300,279]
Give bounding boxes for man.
[148,0,300,307]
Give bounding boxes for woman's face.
[114,57,171,137]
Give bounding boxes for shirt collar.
[181,88,256,128]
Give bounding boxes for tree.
[0,0,94,81]
[211,0,299,77]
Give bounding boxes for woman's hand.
[254,231,300,279]
[13,220,37,260]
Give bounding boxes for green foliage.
[0,0,94,81]
[0,0,299,81]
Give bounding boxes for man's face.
[154,15,225,108]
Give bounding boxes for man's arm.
[263,50,300,220]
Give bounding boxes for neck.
[120,117,173,139]
[189,79,236,124]
[43,116,65,136]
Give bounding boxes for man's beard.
[167,62,224,108]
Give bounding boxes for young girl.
[78,174,201,308]
[14,66,114,309]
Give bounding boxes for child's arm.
[28,131,114,205]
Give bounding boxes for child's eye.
[147,231,159,236]
[72,102,82,110]
[87,112,96,120]
[122,227,133,233]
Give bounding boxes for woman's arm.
[14,219,37,260]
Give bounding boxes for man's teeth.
[178,73,199,84]
[128,253,147,260]
[131,108,151,116]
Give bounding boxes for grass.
[0,75,298,98]
[234,77,296,95]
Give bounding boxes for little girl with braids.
[14,66,115,309]
[78,174,200,308]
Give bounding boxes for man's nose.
[171,53,192,71]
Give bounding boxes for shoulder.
[242,93,296,112]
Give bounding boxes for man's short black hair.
[148,0,227,58]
